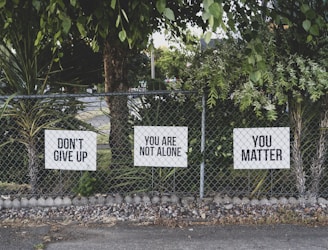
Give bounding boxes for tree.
[194,1,328,197]
[234,1,328,197]
[0,1,93,193]
[36,0,205,166]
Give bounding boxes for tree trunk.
[27,139,39,194]
[289,99,306,196]
[309,96,328,197]
[103,40,132,167]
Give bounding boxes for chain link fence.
[0,91,327,198]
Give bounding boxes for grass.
[97,149,111,170]
[97,124,110,144]
[0,182,30,193]
[34,243,45,250]
[75,110,105,121]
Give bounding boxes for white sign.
[233,127,290,169]
[45,130,97,171]
[134,126,188,167]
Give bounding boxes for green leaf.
[70,0,76,7]
[121,9,129,23]
[90,39,99,52]
[116,14,121,27]
[110,0,116,9]
[227,18,235,30]
[77,19,87,37]
[208,2,223,19]
[0,0,6,8]
[34,31,43,46]
[202,11,211,21]
[305,9,316,19]
[302,19,311,31]
[156,0,166,13]
[163,8,175,21]
[309,24,319,36]
[204,31,212,44]
[306,34,313,43]
[54,30,61,40]
[250,71,261,83]
[300,4,310,14]
[247,55,255,65]
[119,29,127,42]
[61,17,72,34]
[203,0,214,11]
[32,0,41,11]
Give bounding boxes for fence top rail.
[0,90,198,100]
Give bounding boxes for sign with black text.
[233,127,290,169]
[134,126,188,167]
[45,130,97,171]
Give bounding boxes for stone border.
[1,194,328,209]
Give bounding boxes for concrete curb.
[0,194,327,210]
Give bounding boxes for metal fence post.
[200,91,206,199]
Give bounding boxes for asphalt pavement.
[1,223,327,250]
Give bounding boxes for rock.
[133,195,141,204]
[161,195,170,204]
[45,197,54,207]
[170,194,180,204]
[259,198,270,206]
[151,195,160,204]
[288,197,298,205]
[97,196,106,205]
[278,197,288,205]
[181,197,194,206]
[241,197,250,205]
[105,195,114,205]
[306,196,317,205]
[37,197,46,207]
[89,196,98,205]
[28,197,38,207]
[3,199,12,209]
[223,196,232,204]
[72,197,83,206]
[20,198,29,208]
[269,197,278,205]
[114,194,123,204]
[224,203,233,210]
[250,199,259,206]
[54,197,63,206]
[62,196,72,206]
[80,197,88,205]
[142,195,151,205]
[213,195,223,205]
[232,197,242,205]
[124,195,133,204]
[318,198,328,205]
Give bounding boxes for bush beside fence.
[0,91,327,199]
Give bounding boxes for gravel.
[0,194,327,226]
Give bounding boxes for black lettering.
[77,151,88,162]
[250,150,257,161]
[140,146,154,156]
[78,138,83,149]
[276,149,282,160]
[252,136,258,147]
[54,150,73,161]
[242,149,250,161]
[241,148,283,161]
[157,147,181,156]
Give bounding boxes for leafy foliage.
[74,172,97,196]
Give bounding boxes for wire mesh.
[0,91,327,198]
